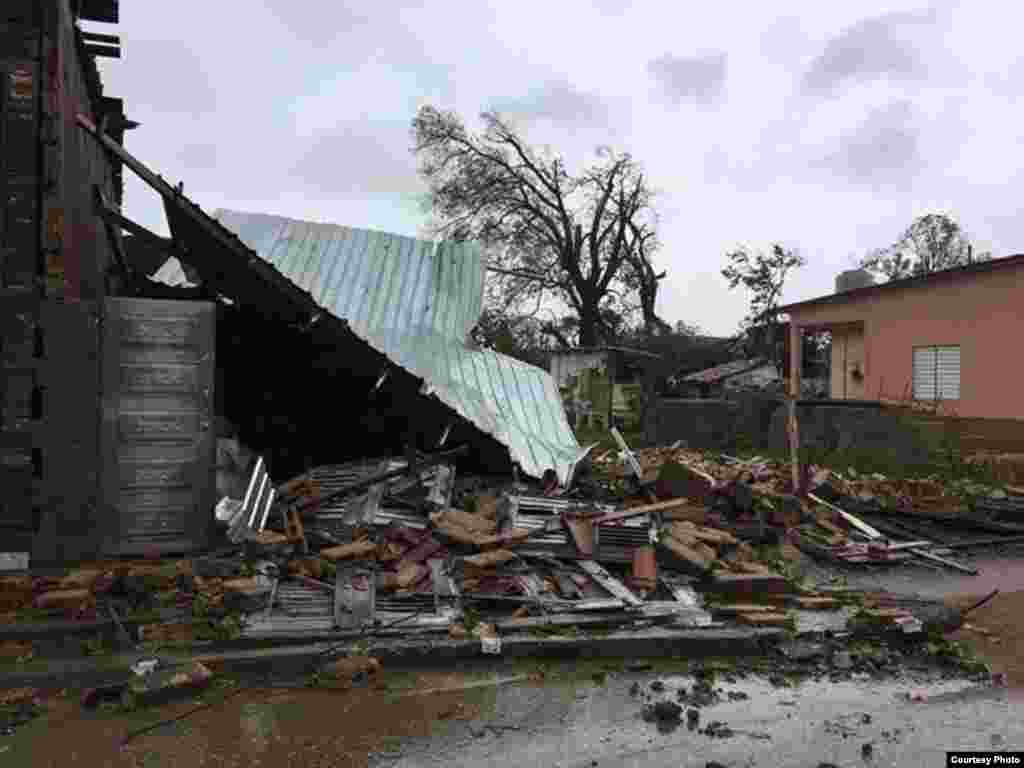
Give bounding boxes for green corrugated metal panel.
[154,210,587,483]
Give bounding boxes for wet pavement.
[1,655,1015,768]
[381,668,1024,768]
[4,553,1024,767]
[801,549,1024,600]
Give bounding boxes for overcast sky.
[92,0,1022,336]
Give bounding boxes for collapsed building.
[1,1,585,566]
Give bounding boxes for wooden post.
[607,350,616,431]
[788,322,803,495]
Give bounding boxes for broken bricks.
[321,656,381,687]
[320,540,378,562]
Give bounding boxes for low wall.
[644,399,740,452]
[766,402,933,467]
[646,396,934,468]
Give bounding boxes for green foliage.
[349,639,371,657]
[923,638,988,675]
[861,213,990,282]
[194,613,243,643]
[527,623,580,638]
[81,634,109,656]
[191,593,211,619]
[462,607,482,633]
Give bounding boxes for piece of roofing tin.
[155,210,587,485]
[682,358,768,384]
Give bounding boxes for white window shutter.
[936,346,961,400]
[913,347,937,400]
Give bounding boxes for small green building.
[549,347,661,431]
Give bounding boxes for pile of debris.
[591,440,1024,575]
[5,431,1020,655]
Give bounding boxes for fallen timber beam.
[808,493,977,575]
[807,492,883,539]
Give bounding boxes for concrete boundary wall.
[645,396,935,467]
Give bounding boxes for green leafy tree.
[721,244,806,366]
[861,213,990,281]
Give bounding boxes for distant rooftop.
[681,358,770,384]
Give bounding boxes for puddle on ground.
[386,665,1015,768]
[0,660,1012,768]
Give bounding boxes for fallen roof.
[779,253,1024,314]
[682,358,769,384]
[153,209,589,485]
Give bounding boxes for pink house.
[778,254,1024,420]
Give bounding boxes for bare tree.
[621,222,671,339]
[413,106,662,347]
[861,213,990,281]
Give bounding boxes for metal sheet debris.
[153,210,588,485]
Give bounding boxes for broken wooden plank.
[908,547,978,575]
[883,541,932,551]
[320,540,377,562]
[463,550,518,569]
[807,492,882,539]
[659,536,714,575]
[564,515,595,557]
[670,522,736,546]
[738,611,792,627]
[793,596,840,610]
[709,604,776,616]
[598,499,694,523]
[658,459,717,506]
[578,560,642,606]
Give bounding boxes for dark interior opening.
[211,302,513,483]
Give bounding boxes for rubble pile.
[3,434,1021,656]
[592,444,1024,570]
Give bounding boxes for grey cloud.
[647,52,728,108]
[122,40,218,117]
[176,143,219,170]
[262,0,371,49]
[496,81,609,124]
[289,121,422,197]
[803,9,940,97]
[825,100,921,184]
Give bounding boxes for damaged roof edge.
[88,155,585,482]
[73,117,584,484]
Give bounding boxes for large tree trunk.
[577,300,602,347]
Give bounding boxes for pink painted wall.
[788,264,1024,420]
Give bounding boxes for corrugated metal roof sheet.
[154,210,588,485]
[682,358,767,384]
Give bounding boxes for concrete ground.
[385,667,1021,768]
[2,656,1016,768]
[3,551,1024,768]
